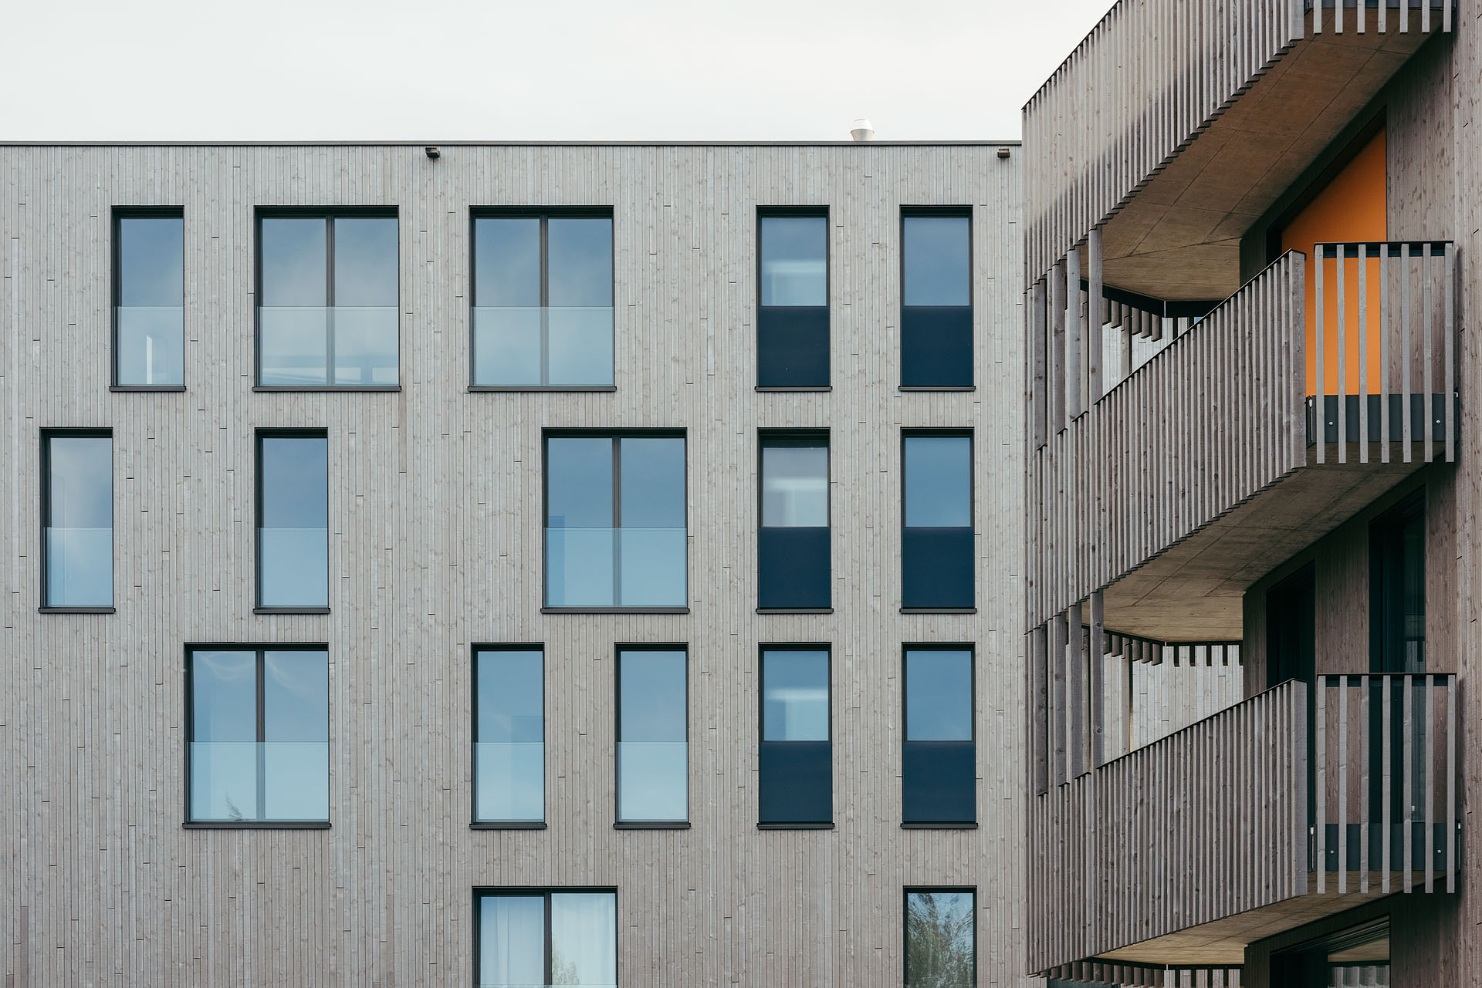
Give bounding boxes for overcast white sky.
[3,0,1115,141]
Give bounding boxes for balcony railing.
[1028,673,1458,974]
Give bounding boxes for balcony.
[1027,241,1455,639]
[1028,673,1459,974]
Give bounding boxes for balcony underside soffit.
[1099,455,1424,641]
[1092,12,1436,303]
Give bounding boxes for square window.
[902,209,973,388]
[903,647,975,825]
[544,432,686,609]
[472,210,614,387]
[616,646,688,825]
[476,889,617,987]
[474,646,545,825]
[113,209,184,387]
[757,210,829,388]
[256,431,329,610]
[758,431,830,610]
[759,647,831,826]
[902,432,974,609]
[41,430,113,609]
[257,211,399,388]
[905,888,976,987]
[187,646,329,824]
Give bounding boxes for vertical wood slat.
[1446,674,1456,893]
[1336,245,1348,463]
[1358,244,1369,462]
[1031,279,1048,450]
[1066,250,1083,420]
[1068,604,1086,780]
[1424,674,1434,892]
[1444,243,1455,462]
[1088,228,1104,402]
[1032,624,1049,796]
[1402,675,1414,892]
[1337,679,1348,892]
[1051,260,1067,435]
[1380,244,1391,463]
[1359,676,1369,893]
[1315,246,1327,464]
[1316,680,1326,893]
[1382,675,1392,894]
[1423,243,1435,462]
[1402,243,1414,462]
[1051,613,1069,787]
[1089,591,1105,768]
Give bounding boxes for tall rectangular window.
[187,646,329,825]
[474,647,545,826]
[41,431,113,609]
[544,433,686,609]
[757,210,829,388]
[903,647,975,825]
[472,210,614,388]
[617,647,688,825]
[759,647,831,827]
[257,211,399,388]
[758,432,830,610]
[476,889,617,988]
[902,432,974,610]
[113,210,184,387]
[256,432,329,610]
[902,210,972,388]
[905,889,976,988]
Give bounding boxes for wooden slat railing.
[1047,960,1243,987]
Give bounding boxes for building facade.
[1022,1,1473,986]
[0,143,1029,985]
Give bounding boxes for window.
[256,431,329,610]
[476,889,617,988]
[616,646,687,825]
[905,889,976,988]
[41,431,113,610]
[758,432,830,610]
[903,647,975,825]
[472,210,614,388]
[902,432,974,610]
[757,210,829,388]
[902,210,972,388]
[544,433,686,610]
[474,647,545,826]
[1371,490,1426,673]
[186,646,329,825]
[113,209,184,387]
[257,211,399,387]
[759,647,831,827]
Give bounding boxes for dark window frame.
[472,887,619,988]
[614,643,690,828]
[111,206,187,392]
[471,643,548,830]
[902,643,978,828]
[757,429,832,613]
[39,428,115,614]
[903,886,978,988]
[757,643,834,829]
[541,429,689,614]
[899,206,975,391]
[756,206,831,391]
[254,428,331,614]
[253,206,402,392]
[468,206,617,393]
[900,429,976,613]
[183,642,331,829]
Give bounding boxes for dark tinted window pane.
[906,891,975,987]
[479,895,545,986]
[761,442,828,528]
[760,215,827,306]
[620,437,685,529]
[118,216,183,306]
[474,217,541,308]
[905,436,971,528]
[548,217,613,307]
[191,650,256,743]
[906,649,973,741]
[260,437,328,528]
[762,650,829,741]
[619,650,686,742]
[262,650,329,743]
[477,649,544,744]
[260,218,326,307]
[904,215,971,307]
[333,217,398,307]
[546,437,613,528]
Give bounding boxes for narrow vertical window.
[257,211,399,387]
[256,431,329,610]
[187,646,330,825]
[902,432,974,610]
[472,210,614,387]
[474,647,545,825]
[758,432,830,610]
[905,888,976,987]
[759,647,832,826]
[41,431,113,609]
[476,889,617,988]
[544,432,687,609]
[757,210,829,388]
[902,209,972,388]
[113,210,184,387]
[903,647,975,825]
[616,647,688,825]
